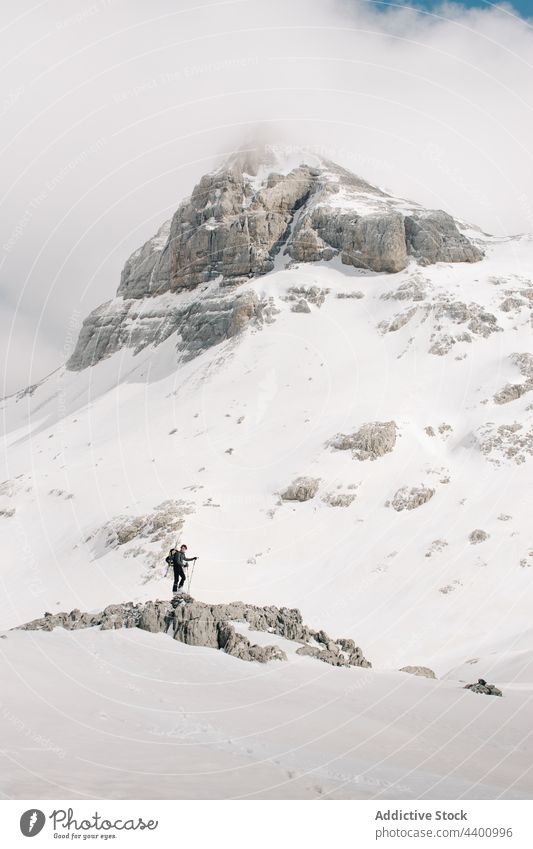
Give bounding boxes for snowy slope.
[2,238,532,661]
[1,626,531,800]
[1,166,533,798]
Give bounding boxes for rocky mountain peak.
[67,150,484,371]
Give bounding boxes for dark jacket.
[173,550,194,568]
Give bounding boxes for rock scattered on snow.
[281,477,320,502]
[499,296,526,312]
[382,276,428,302]
[439,578,463,595]
[400,666,437,679]
[464,678,502,697]
[425,423,453,438]
[390,485,435,512]
[429,334,456,356]
[380,306,418,334]
[493,353,533,406]
[469,529,489,544]
[286,285,327,307]
[336,290,364,299]
[477,421,533,465]
[425,298,501,356]
[425,539,448,557]
[321,491,357,507]
[93,500,194,550]
[291,298,311,314]
[520,550,533,568]
[328,421,397,461]
[494,383,530,405]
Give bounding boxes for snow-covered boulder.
[390,485,435,511]
[329,421,397,461]
[281,476,320,502]
[400,666,437,679]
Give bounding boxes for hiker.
[172,544,197,593]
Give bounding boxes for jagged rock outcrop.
[464,678,502,697]
[117,220,171,299]
[119,157,318,297]
[67,287,262,369]
[291,207,408,272]
[15,594,371,668]
[494,383,530,405]
[66,150,483,371]
[404,211,483,265]
[493,353,533,405]
[328,421,397,460]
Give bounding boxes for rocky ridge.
[15,594,372,668]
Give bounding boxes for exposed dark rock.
[464,678,502,697]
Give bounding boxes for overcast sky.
[1,0,532,394]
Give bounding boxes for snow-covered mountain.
[1,149,532,799]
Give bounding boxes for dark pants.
[172,563,186,592]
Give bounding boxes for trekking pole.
[188,557,198,595]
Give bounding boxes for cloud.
[1,0,532,393]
